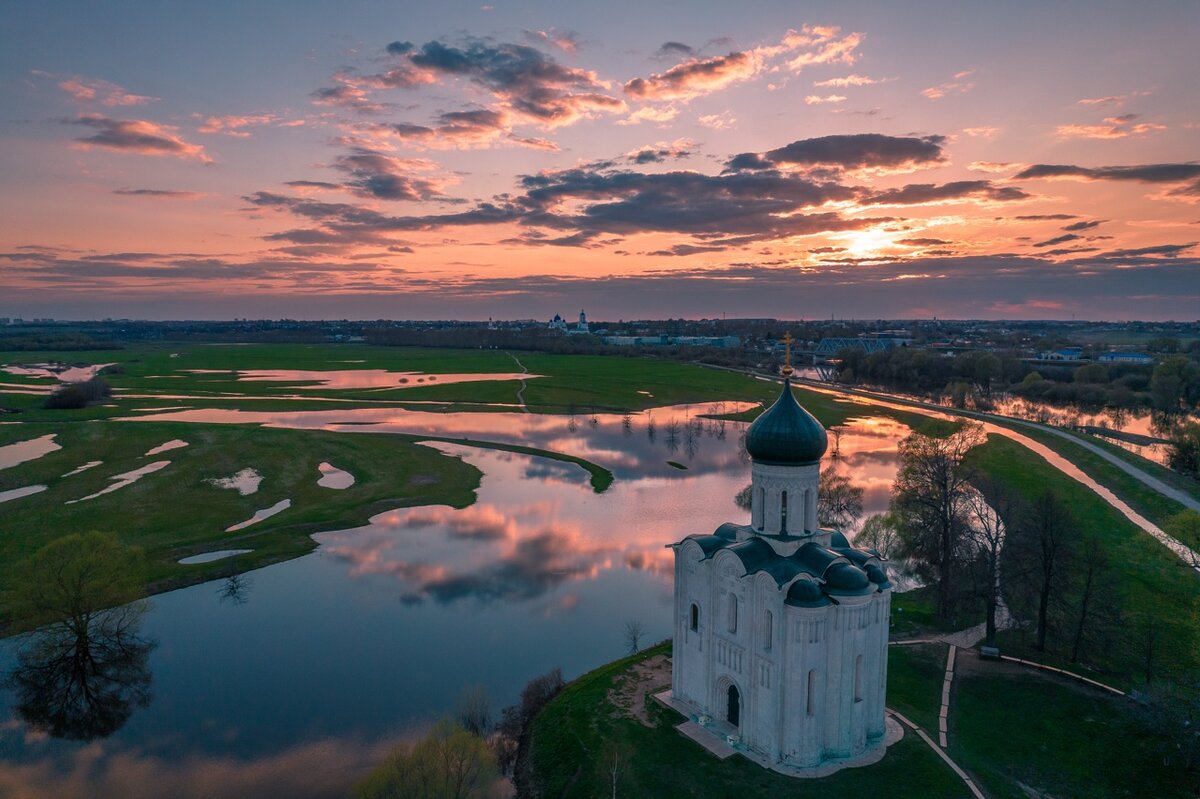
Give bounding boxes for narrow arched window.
[763,610,773,651]
[728,594,738,633]
[780,490,788,533]
[690,603,699,632]
[806,669,817,716]
[854,654,864,703]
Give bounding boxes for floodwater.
[208,468,263,495]
[0,434,61,470]
[179,549,253,565]
[61,460,103,477]
[0,484,46,504]
[181,368,538,391]
[0,403,913,799]
[64,461,171,504]
[225,499,292,532]
[317,462,354,489]
[144,439,188,456]
[1,363,114,382]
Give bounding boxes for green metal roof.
[745,378,828,465]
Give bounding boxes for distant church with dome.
[669,343,892,772]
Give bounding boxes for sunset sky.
[2,1,1198,321]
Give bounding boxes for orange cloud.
[922,70,976,100]
[67,114,212,162]
[57,76,157,106]
[1055,114,1165,139]
[198,114,279,137]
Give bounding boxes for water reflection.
[1,410,913,798]
[121,401,759,480]
[180,368,536,391]
[6,604,154,742]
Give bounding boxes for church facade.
[670,376,892,770]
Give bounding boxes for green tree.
[5,532,153,741]
[856,512,900,559]
[1150,355,1200,411]
[891,423,986,619]
[9,531,144,633]
[355,720,501,799]
[1166,422,1200,479]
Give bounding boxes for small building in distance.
[1097,351,1154,365]
[1037,347,1084,361]
[668,371,891,772]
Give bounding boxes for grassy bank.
[951,656,1196,798]
[966,435,1200,681]
[528,643,969,798]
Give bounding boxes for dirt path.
[506,352,529,413]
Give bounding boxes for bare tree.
[457,684,492,736]
[1069,532,1114,664]
[623,619,644,655]
[818,468,864,531]
[1009,491,1075,652]
[891,423,986,619]
[964,477,1009,645]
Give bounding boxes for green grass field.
[950,657,1196,798]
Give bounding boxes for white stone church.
[669,372,892,771]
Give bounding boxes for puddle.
[145,439,189,456]
[208,468,263,495]
[65,461,171,504]
[0,484,47,503]
[179,549,253,565]
[62,460,103,477]
[181,368,537,391]
[0,434,61,470]
[2,363,115,382]
[317,462,355,489]
[226,499,292,532]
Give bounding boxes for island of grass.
[526,643,969,799]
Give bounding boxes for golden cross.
[781,331,794,376]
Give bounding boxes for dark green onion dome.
[745,378,828,465]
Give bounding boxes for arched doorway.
[726,684,740,727]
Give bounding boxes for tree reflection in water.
[218,574,252,605]
[7,602,154,742]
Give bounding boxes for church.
[669,360,892,771]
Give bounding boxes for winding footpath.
[506,351,530,413]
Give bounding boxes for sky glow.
[1,1,1197,320]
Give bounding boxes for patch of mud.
[607,654,671,727]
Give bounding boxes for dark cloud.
[728,134,946,173]
[329,150,449,201]
[897,237,951,246]
[66,114,210,161]
[1014,214,1078,221]
[626,142,692,164]
[655,41,695,58]
[112,188,202,199]
[246,160,880,253]
[1062,219,1105,231]
[861,180,1029,206]
[284,180,342,190]
[396,39,622,125]
[1014,163,1200,183]
[362,108,558,150]
[1034,233,1082,248]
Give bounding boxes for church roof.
[744,378,828,466]
[679,523,889,605]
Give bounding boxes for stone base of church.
[654,689,904,779]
